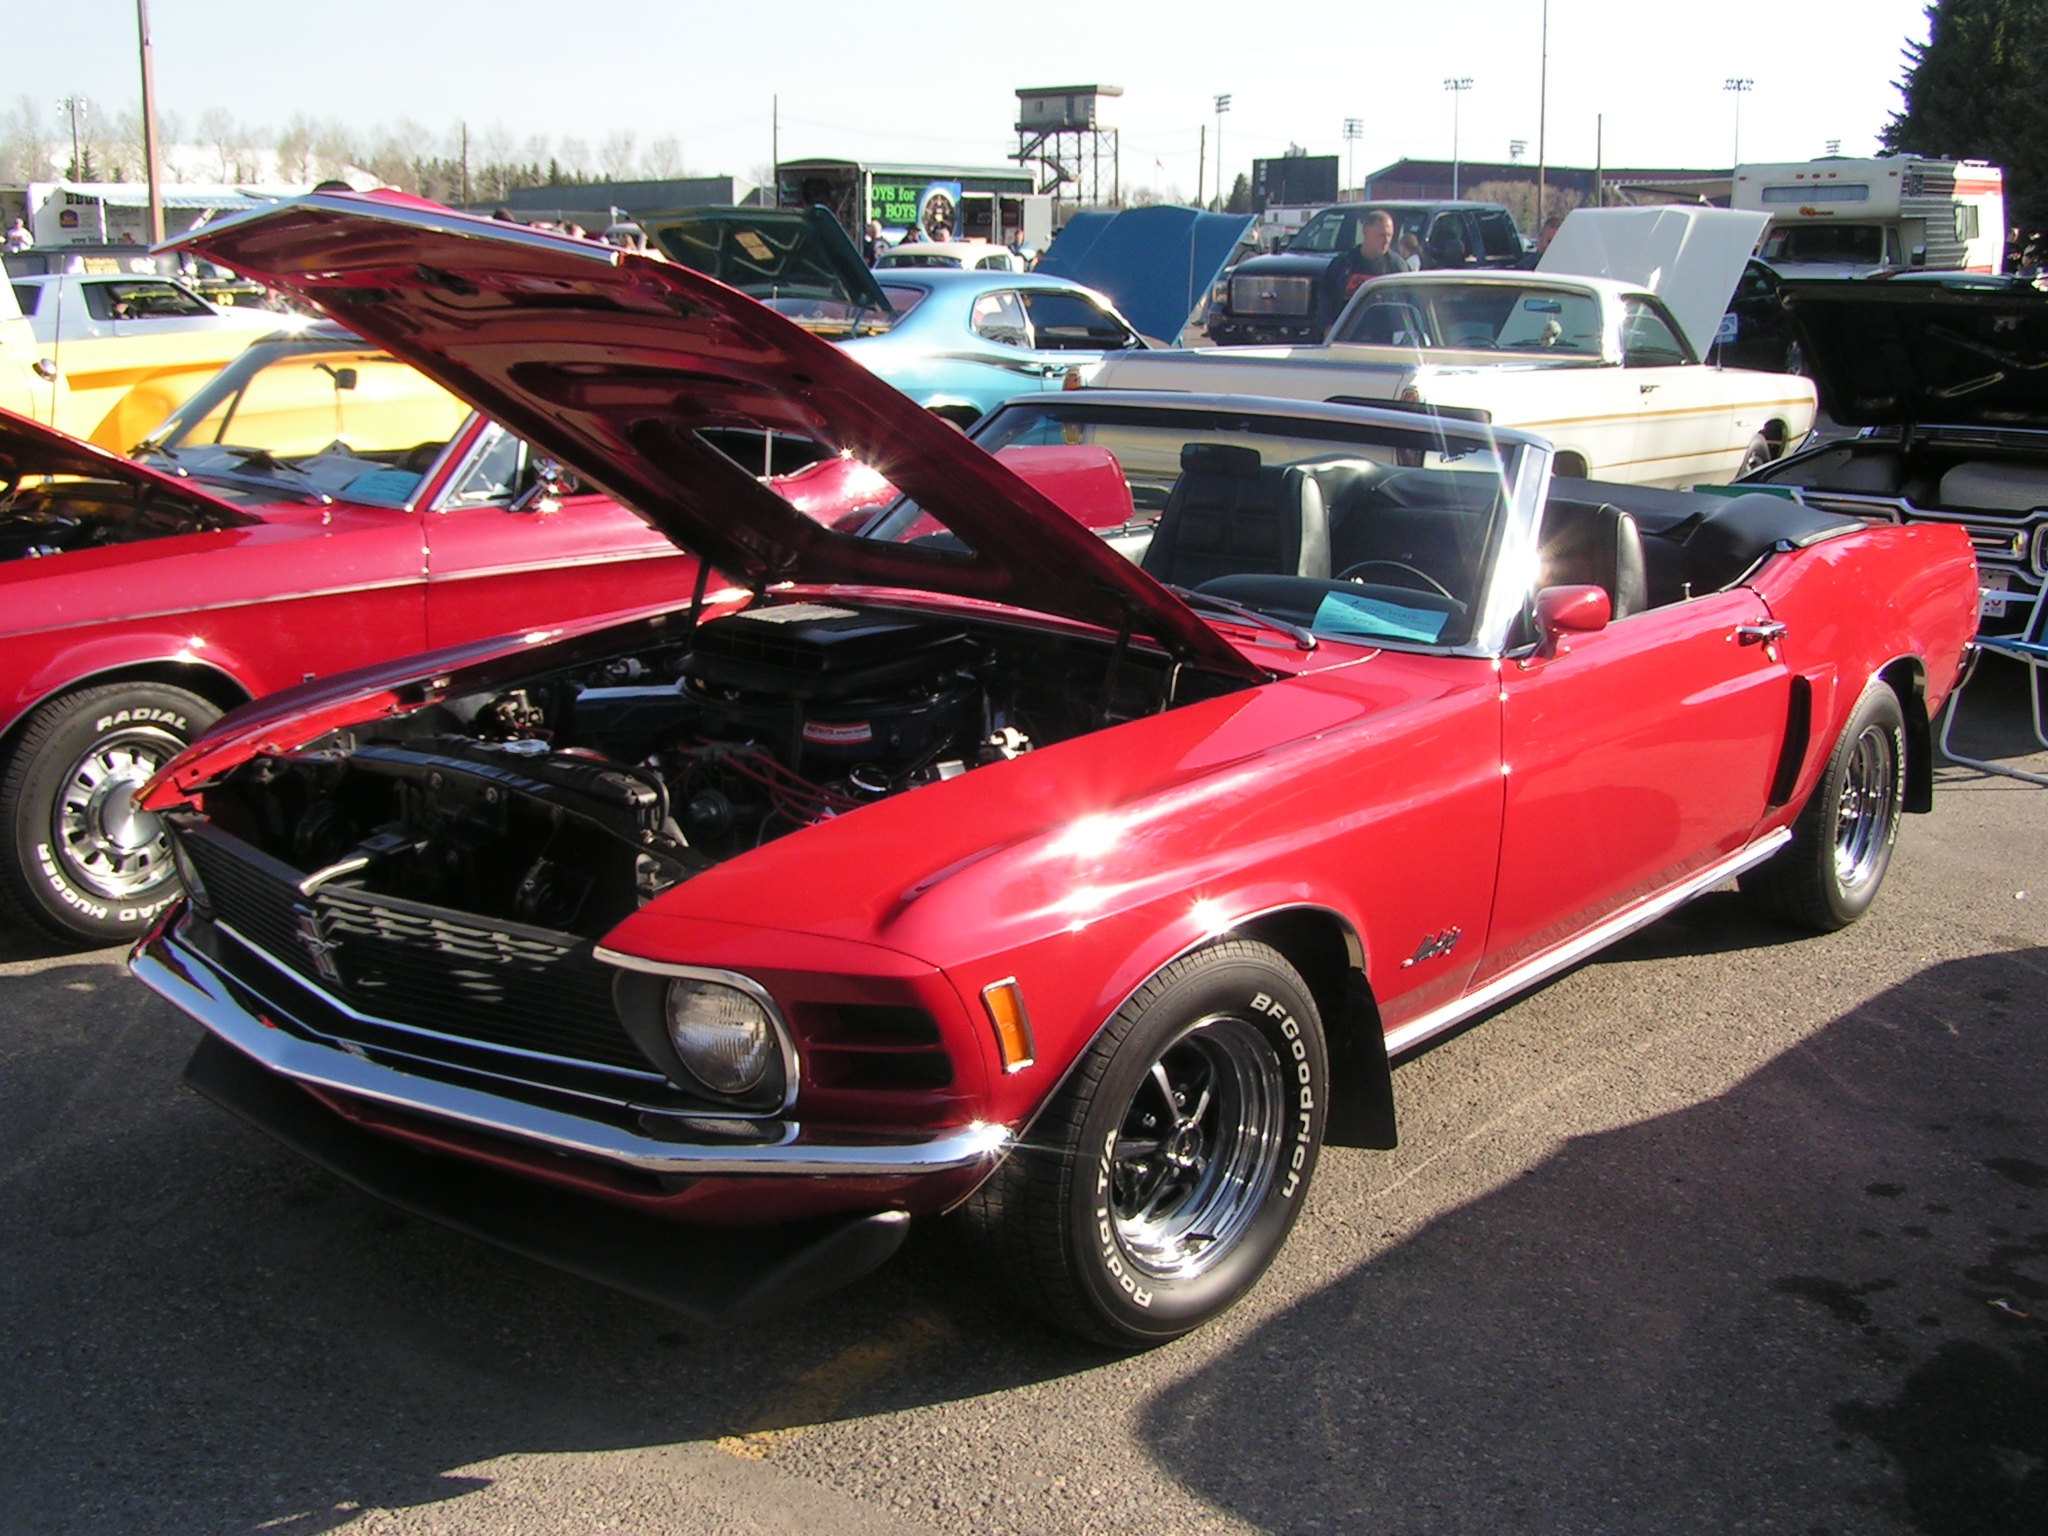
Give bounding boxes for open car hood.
[644,206,893,320]
[1036,206,1256,344]
[0,402,253,521]
[1777,273,2048,433]
[174,194,1256,679]
[1541,206,1767,359]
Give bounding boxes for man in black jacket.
[1351,210,1405,278]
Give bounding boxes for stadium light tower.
[1725,78,1754,168]
[1444,78,1473,199]
[1214,94,1232,210]
[55,96,89,180]
[1343,117,1363,198]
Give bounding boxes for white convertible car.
[1096,207,1817,489]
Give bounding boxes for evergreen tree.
[1224,173,1252,215]
[1881,0,2048,243]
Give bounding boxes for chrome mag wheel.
[53,726,179,901]
[1109,1014,1288,1282]
[1833,721,1898,895]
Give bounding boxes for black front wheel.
[0,681,219,945]
[1740,680,1905,931]
[961,940,1327,1346]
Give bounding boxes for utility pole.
[459,121,470,208]
[768,94,778,208]
[1594,114,1603,209]
[1724,78,1753,168]
[136,1,163,243]
[56,96,88,182]
[1536,0,1548,230]
[1343,118,1362,199]
[1214,94,1231,212]
[1196,122,1206,208]
[1444,78,1472,200]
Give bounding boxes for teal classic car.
[647,207,1148,427]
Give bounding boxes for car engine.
[197,601,1228,938]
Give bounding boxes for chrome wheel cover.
[1108,1015,1287,1282]
[1834,722,1898,894]
[52,726,180,901]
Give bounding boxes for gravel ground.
[0,658,2041,1536]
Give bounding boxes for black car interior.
[1138,445,1863,647]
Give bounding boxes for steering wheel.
[1339,560,1456,601]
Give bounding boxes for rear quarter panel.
[1745,521,1977,821]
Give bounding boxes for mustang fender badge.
[293,905,343,982]
[1401,926,1462,969]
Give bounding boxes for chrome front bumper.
[131,915,1011,1179]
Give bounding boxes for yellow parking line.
[715,1309,955,1459]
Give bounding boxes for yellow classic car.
[6,272,283,451]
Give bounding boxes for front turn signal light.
[980,978,1036,1073]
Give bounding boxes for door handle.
[1735,621,1788,646]
[1638,382,1660,394]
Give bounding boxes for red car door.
[420,427,696,648]
[1477,588,1791,984]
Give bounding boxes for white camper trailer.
[1732,156,2005,277]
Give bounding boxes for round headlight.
[170,836,210,917]
[664,979,777,1097]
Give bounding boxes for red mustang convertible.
[131,197,1978,1345]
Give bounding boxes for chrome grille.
[1231,274,1314,317]
[179,823,646,1075]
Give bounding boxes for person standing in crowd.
[5,217,32,253]
[1515,214,1564,268]
[863,221,884,264]
[1397,231,1422,271]
[1350,210,1404,279]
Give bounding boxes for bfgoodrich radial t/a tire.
[962,939,1328,1346]
[0,681,219,945]
[1740,679,1905,932]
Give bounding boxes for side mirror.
[1531,583,1611,659]
[509,456,577,513]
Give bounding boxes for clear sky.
[22,0,1932,192]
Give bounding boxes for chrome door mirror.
[509,456,579,513]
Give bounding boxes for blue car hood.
[1037,206,1255,344]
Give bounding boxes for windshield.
[865,399,1519,649]
[1288,207,1432,254]
[137,339,473,506]
[1761,224,1886,265]
[1331,280,1606,355]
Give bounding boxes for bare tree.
[276,115,314,183]
[598,129,636,181]
[197,107,238,181]
[0,95,58,183]
[312,121,358,182]
[643,134,683,179]
[558,137,591,181]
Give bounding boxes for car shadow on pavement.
[0,956,1111,1534]
[1137,946,2048,1536]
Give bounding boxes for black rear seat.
[1545,480,1862,604]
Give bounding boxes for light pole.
[1214,94,1231,210]
[1343,118,1362,199]
[136,0,163,244]
[56,96,89,181]
[1725,78,1753,169]
[1444,78,1472,200]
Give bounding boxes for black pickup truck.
[1205,201,1526,346]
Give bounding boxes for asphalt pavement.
[1,660,2042,1536]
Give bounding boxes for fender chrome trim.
[131,922,1009,1178]
[1382,828,1793,1059]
